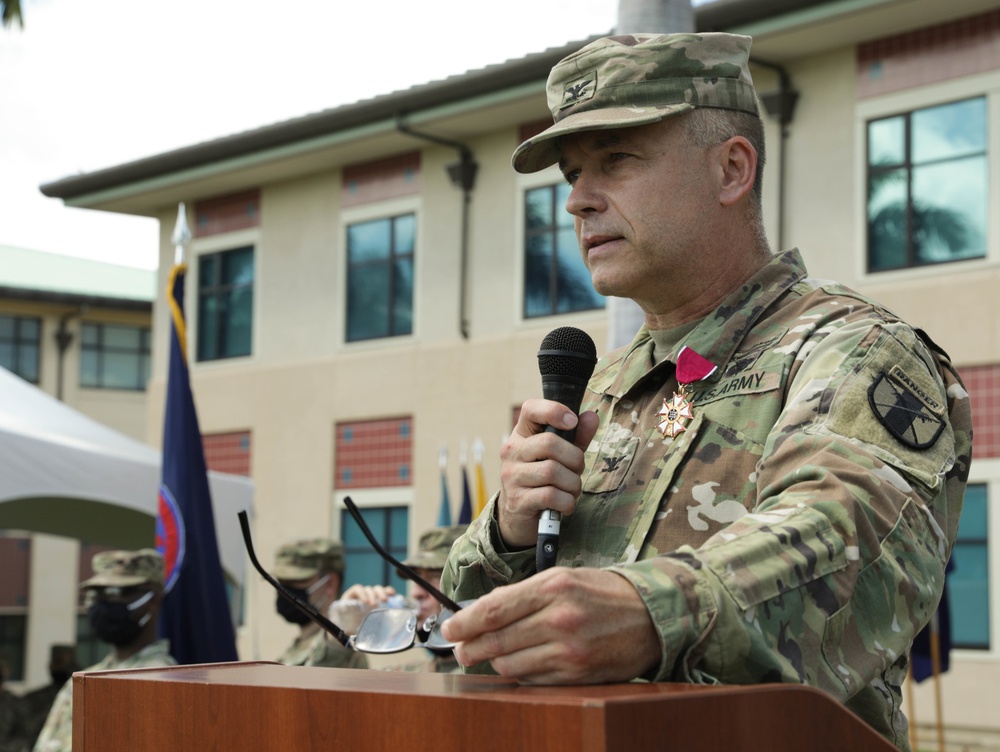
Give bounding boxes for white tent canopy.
[0,365,252,585]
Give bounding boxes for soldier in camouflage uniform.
[273,538,367,669]
[1,655,29,752]
[440,34,973,752]
[20,646,77,751]
[34,549,176,752]
[381,525,468,674]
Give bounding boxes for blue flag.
[437,468,452,527]
[458,462,473,525]
[156,263,238,664]
[911,558,953,682]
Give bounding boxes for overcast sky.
[1,0,625,269]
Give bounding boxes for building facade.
[0,245,154,689]
[38,0,1000,743]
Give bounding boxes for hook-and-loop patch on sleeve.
[819,323,955,492]
[867,364,946,450]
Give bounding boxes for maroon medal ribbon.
[657,346,717,438]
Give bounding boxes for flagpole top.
[172,202,192,265]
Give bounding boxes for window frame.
[865,97,988,273]
[515,167,607,327]
[0,313,42,384]
[331,489,412,595]
[191,231,258,365]
[339,196,420,347]
[79,321,151,391]
[855,73,1000,283]
[953,464,1000,660]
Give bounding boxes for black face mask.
[88,591,154,646]
[276,587,312,625]
[50,671,73,686]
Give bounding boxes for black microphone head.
[537,326,597,381]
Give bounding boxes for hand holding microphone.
[534,326,597,571]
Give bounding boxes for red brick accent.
[341,152,421,208]
[960,364,1000,460]
[203,431,252,477]
[335,417,413,488]
[857,10,1000,98]
[193,190,261,237]
[0,536,30,607]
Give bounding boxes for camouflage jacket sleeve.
[441,251,972,748]
[31,680,73,752]
[279,630,368,670]
[442,490,539,600]
[613,312,970,747]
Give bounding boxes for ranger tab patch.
[867,364,945,450]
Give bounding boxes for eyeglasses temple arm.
[342,496,463,613]
[238,510,352,648]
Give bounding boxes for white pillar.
[24,534,80,687]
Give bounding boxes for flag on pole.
[156,203,239,665]
[437,445,452,527]
[457,442,473,525]
[472,437,488,519]
[911,558,954,682]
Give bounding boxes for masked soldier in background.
[273,538,366,669]
[34,549,175,752]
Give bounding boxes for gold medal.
[656,346,717,439]
[657,386,694,438]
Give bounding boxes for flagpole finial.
[172,202,192,265]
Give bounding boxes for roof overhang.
[40,0,1000,216]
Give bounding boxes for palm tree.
[867,161,977,270]
[2,0,24,28]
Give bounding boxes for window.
[0,314,41,383]
[340,506,408,594]
[197,247,254,361]
[867,97,987,272]
[0,614,26,680]
[346,214,414,342]
[524,183,605,318]
[80,323,150,390]
[949,482,990,649]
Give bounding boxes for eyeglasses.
[238,499,470,655]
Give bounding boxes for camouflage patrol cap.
[273,538,344,580]
[512,32,760,173]
[80,549,165,589]
[400,525,467,571]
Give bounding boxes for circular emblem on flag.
[156,485,186,593]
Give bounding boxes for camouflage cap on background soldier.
[273,538,344,581]
[79,549,164,589]
[400,525,467,571]
[512,32,760,173]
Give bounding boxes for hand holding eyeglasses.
[239,499,470,655]
[440,566,660,685]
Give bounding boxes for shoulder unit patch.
[867,365,945,450]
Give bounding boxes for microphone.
[535,326,597,571]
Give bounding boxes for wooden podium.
[72,661,898,751]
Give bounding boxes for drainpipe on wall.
[396,118,478,340]
[55,305,88,401]
[751,58,799,253]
